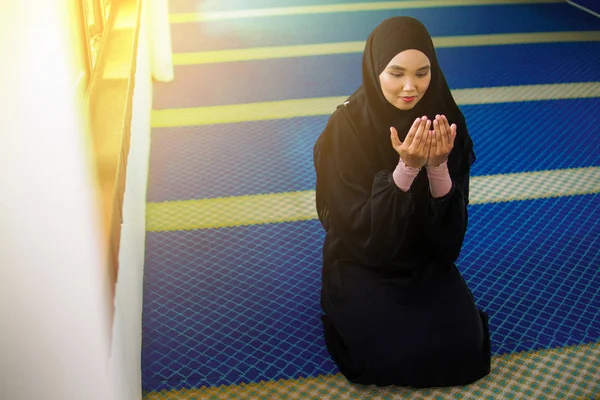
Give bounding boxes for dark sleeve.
[317,116,416,268]
[425,161,471,263]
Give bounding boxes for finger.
[410,117,427,149]
[433,117,441,137]
[404,117,422,147]
[444,115,452,142]
[439,115,449,148]
[418,119,432,152]
[432,114,440,139]
[434,122,441,153]
[426,130,432,160]
[390,127,402,148]
[449,123,457,145]
[425,128,433,155]
[432,118,442,151]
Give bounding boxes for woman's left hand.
[427,114,457,167]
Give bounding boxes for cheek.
[379,75,391,95]
[380,75,401,95]
[420,76,432,93]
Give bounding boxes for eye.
[417,72,429,78]
[390,72,402,78]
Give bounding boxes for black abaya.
[313,17,491,388]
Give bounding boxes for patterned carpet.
[144,342,600,399]
[141,0,600,398]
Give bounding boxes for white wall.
[108,1,153,399]
[0,1,158,399]
[150,0,175,82]
[0,1,113,399]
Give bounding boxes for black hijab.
[314,16,475,229]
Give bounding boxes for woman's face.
[378,49,431,110]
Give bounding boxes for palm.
[427,115,457,167]
[390,116,431,169]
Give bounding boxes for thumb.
[390,127,402,147]
[450,124,457,144]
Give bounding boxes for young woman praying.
[313,16,491,388]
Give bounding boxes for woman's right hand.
[390,116,432,169]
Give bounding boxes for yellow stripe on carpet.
[146,166,600,232]
[151,82,600,128]
[169,0,564,23]
[143,341,600,399]
[172,31,600,65]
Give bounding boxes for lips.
[400,96,416,103]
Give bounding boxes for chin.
[393,100,418,110]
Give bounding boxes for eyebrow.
[388,65,430,71]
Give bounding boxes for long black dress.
[313,17,491,388]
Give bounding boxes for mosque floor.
[142,1,600,398]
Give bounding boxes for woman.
[313,16,491,388]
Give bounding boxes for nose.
[403,77,416,92]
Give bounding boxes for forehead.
[386,49,430,67]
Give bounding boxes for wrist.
[426,159,448,170]
[393,157,420,192]
[426,160,452,198]
[399,157,422,171]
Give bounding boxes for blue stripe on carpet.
[154,42,600,109]
[169,3,600,52]
[147,98,600,202]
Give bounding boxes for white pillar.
[0,1,113,399]
[108,1,153,399]
[150,0,175,82]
